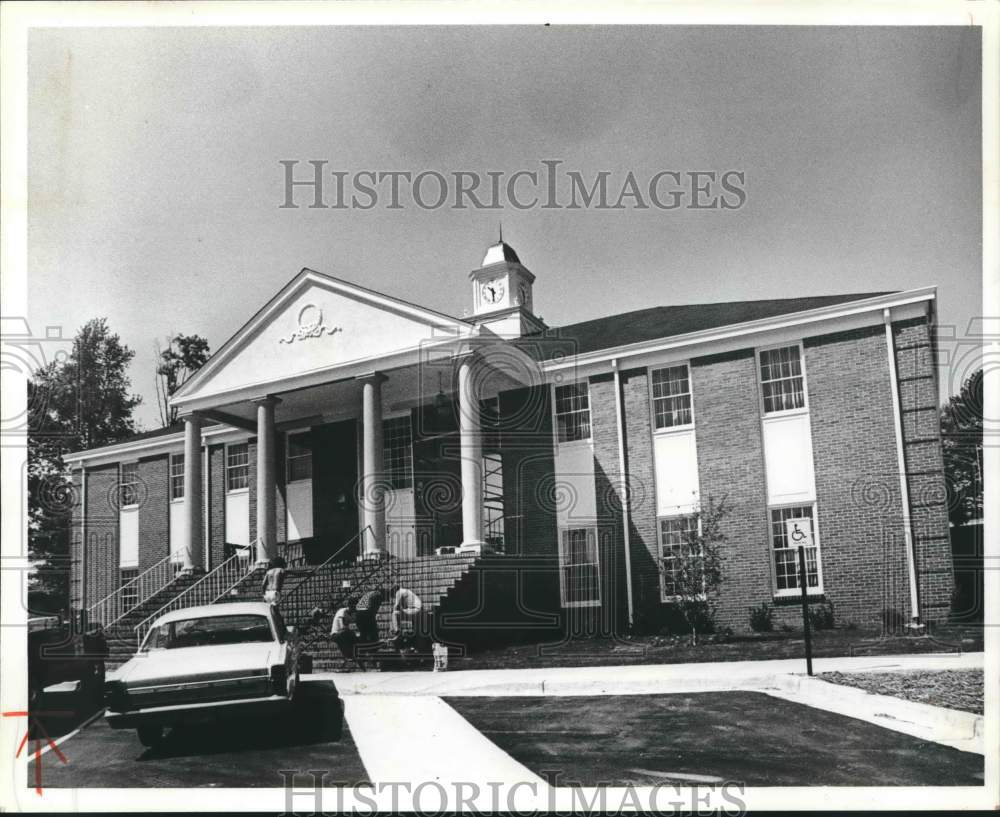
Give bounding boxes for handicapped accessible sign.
[785,517,814,549]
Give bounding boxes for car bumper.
[105,694,292,729]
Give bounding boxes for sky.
[27,25,983,430]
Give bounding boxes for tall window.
[120,568,139,610]
[559,527,601,607]
[759,345,806,414]
[120,462,139,507]
[659,515,700,600]
[226,443,250,492]
[170,454,185,500]
[651,364,693,429]
[383,417,413,490]
[770,505,821,594]
[286,432,312,483]
[554,383,591,443]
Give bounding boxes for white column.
[255,396,279,566]
[182,413,203,573]
[361,373,387,555]
[458,355,484,548]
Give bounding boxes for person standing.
[262,556,286,606]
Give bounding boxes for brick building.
[66,239,953,635]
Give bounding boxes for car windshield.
[143,614,274,650]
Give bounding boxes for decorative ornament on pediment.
[279,304,343,344]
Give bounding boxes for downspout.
[80,463,88,617]
[612,359,635,628]
[203,442,210,572]
[884,308,921,625]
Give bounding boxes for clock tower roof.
[481,240,520,267]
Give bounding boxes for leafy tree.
[940,368,983,526]
[155,334,210,426]
[657,495,730,645]
[28,318,142,612]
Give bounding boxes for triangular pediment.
[172,269,472,408]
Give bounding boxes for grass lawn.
[446,691,984,787]
[819,669,984,714]
[448,624,983,671]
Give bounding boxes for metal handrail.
[278,526,375,615]
[87,552,179,628]
[133,541,259,645]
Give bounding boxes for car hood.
[112,643,278,687]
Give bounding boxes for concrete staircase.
[100,572,204,669]
[221,553,482,670]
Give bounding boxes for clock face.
[482,279,505,305]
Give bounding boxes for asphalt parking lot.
[446,691,985,787]
[28,680,369,788]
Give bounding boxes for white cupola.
[468,232,545,337]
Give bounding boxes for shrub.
[808,602,835,630]
[749,602,774,632]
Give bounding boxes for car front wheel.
[136,724,163,748]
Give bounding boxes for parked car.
[104,602,300,747]
[28,615,106,712]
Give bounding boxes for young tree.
[658,495,730,645]
[154,334,210,426]
[940,368,983,526]
[28,318,142,612]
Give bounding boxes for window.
[759,345,806,414]
[120,463,139,507]
[226,443,250,492]
[651,364,693,429]
[286,432,312,483]
[170,454,184,500]
[770,505,822,594]
[120,568,139,610]
[383,417,413,490]
[559,527,601,607]
[659,515,700,600]
[142,614,274,651]
[554,383,591,443]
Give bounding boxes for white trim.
[884,307,921,622]
[542,288,936,374]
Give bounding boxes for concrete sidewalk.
[321,651,983,698]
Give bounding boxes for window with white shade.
[759,345,806,414]
[169,454,184,500]
[120,462,139,507]
[651,364,693,429]
[659,514,700,600]
[770,504,822,595]
[558,527,601,607]
[554,383,591,443]
[226,443,250,492]
[286,432,312,483]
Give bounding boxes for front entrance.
[311,419,361,560]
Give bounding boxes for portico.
[169,268,538,569]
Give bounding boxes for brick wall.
[208,444,226,567]
[805,324,911,627]
[620,367,663,627]
[84,463,120,606]
[691,349,773,630]
[137,454,170,571]
[893,317,954,623]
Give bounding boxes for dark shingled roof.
[518,292,895,361]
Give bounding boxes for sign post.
[786,518,815,676]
